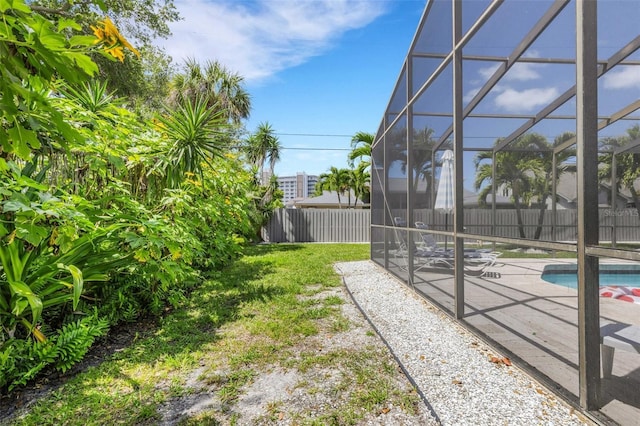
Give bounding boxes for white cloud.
[494,87,559,112]
[478,62,542,82]
[506,62,541,81]
[478,64,500,80]
[463,87,480,103]
[506,50,543,81]
[603,66,640,89]
[161,0,388,83]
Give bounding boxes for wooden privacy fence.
[263,208,640,243]
[262,209,370,243]
[412,208,640,242]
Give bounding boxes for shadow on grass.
[5,243,371,424]
[244,243,304,256]
[113,256,285,363]
[1,255,289,425]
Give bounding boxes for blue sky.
[158,0,640,187]
[160,0,426,177]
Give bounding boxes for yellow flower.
[102,17,119,38]
[91,26,104,40]
[105,45,125,62]
[91,17,140,62]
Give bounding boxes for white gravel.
[335,260,592,426]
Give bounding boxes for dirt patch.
[149,287,436,425]
[1,287,436,425]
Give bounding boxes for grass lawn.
[5,243,424,425]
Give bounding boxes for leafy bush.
[0,163,131,339]
[0,0,265,393]
[0,313,108,391]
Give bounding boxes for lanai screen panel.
[372,1,640,423]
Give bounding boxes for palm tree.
[244,122,281,184]
[474,134,544,238]
[243,123,282,229]
[401,127,437,207]
[529,132,576,239]
[168,58,251,124]
[155,96,227,188]
[598,124,640,216]
[347,132,374,207]
[348,131,373,170]
[316,167,351,208]
[349,165,370,206]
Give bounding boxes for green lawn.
[7,243,424,425]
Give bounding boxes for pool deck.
[409,258,640,425]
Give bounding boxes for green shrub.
[0,314,108,392]
[0,0,261,393]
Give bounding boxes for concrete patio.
[405,258,640,425]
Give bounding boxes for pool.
[541,264,640,288]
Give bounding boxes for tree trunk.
[513,192,527,238]
[534,194,549,240]
[413,174,429,208]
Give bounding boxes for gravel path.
[335,260,592,426]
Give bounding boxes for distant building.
[277,172,319,205]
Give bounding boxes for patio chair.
[600,322,640,378]
[394,217,407,227]
[414,222,448,253]
[413,221,501,277]
[390,226,410,265]
[412,247,500,277]
[394,222,443,265]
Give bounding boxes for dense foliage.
[0,0,264,392]
[30,0,180,110]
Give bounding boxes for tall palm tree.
[348,131,374,170]
[168,58,251,124]
[474,134,544,238]
[475,132,577,240]
[245,122,281,184]
[529,132,576,239]
[401,127,437,206]
[598,124,640,216]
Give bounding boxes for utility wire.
[280,147,351,151]
[275,132,353,137]
[228,144,351,151]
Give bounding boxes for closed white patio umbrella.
[434,150,454,250]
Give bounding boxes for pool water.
[541,264,640,288]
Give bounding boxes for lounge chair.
[412,247,500,277]
[413,222,502,277]
[394,217,407,227]
[600,322,640,378]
